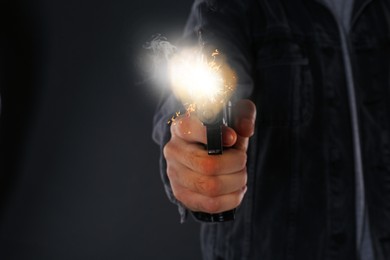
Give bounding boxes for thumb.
[233,99,256,137]
[232,99,257,151]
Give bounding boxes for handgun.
[191,101,237,222]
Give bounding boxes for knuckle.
[235,170,247,190]
[233,194,244,208]
[239,152,248,169]
[170,185,179,197]
[166,164,175,179]
[233,151,247,172]
[172,187,184,203]
[233,187,247,207]
[241,169,248,186]
[163,139,185,162]
[163,142,174,159]
[173,117,191,138]
[195,177,221,197]
[199,157,220,175]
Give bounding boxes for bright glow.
[169,54,223,102]
[168,48,236,122]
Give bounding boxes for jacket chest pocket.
[254,41,313,127]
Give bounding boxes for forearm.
[152,93,189,222]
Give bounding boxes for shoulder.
[190,0,255,14]
[184,0,257,37]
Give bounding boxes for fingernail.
[223,132,234,144]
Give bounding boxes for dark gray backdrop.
[0,0,201,259]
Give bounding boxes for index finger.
[170,114,207,144]
[171,113,238,147]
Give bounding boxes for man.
[153,0,390,259]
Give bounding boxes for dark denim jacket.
[153,0,390,259]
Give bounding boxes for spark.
[168,47,236,123]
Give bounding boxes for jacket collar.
[351,0,374,28]
[313,0,375,29]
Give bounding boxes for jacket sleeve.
[152,0,256,222]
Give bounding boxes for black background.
[0,0,201,259]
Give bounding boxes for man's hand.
[163,99,256,214]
